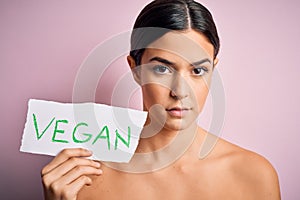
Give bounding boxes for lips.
[166,107,191,118]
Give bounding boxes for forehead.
[145,30,214,63]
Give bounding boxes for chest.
[78,163,226,200]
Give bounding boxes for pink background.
[1,0,299,199]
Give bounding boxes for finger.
[54,165,102,187]
[42,148,92,176]
[61,176,92,200]
[43,158,101,187]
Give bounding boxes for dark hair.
[130,0,220,65]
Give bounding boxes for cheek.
[189,79,209,110]
[141,84,169,108]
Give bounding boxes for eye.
[192,67,208,76]
[153,65,172,74]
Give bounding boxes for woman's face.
[129,30,217,131]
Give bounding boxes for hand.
[41,148,102,200]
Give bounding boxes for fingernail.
[96,162,101,167]
[87,178,92,185]
[86,149,92,154]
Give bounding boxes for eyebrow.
[149,57,174,66]
[191,58,212,66]
[149,56,212,67]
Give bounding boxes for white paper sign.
[20,99,148,163]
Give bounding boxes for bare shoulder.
[209,135,281,199]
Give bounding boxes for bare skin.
[78,128,280,200]
[42,30,281,200]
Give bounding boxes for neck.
[135,119,198,153]
[103,120,201,173]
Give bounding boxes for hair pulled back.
[130,0,220,65]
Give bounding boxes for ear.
[127,55,141,85]
[213,57,219,69]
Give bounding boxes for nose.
[170,73,189,100]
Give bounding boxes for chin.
[163,118,196,131]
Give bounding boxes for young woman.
[41,1,281,199]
